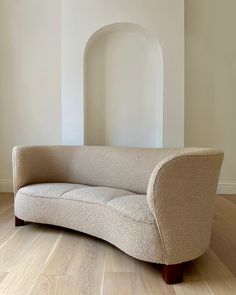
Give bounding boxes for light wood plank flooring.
[0,193,236,295]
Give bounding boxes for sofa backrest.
[62,146,179,194]
[13,145,221,194]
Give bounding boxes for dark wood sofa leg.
[162,263,184,284]
[15,216,25,227]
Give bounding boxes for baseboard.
[0,180,13,193]
[217,183,236,195]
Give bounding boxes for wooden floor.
[0,194,236,295]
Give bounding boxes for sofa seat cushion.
[63,187,155,222]
[17,183,155,223]
[62,186,135,205]
[15,183,163,263]
[106,195,155,223]
[18,183,88,198]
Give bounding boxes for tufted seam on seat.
[103,194,134,205]
[17,192,157,224]
[59,186,90,198]
[61,186,134,199]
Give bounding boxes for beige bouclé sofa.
[13,145,223,284]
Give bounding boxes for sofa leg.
[162,263,184,284]
[15,216,25,227]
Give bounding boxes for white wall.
[85,24,163,147]
[2,1,234,194]
[0,0,62,192]
[185,0,236,193]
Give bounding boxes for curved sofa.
[13,145,223,284]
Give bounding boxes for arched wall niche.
[61,0,184,147]
[84,23,163,147]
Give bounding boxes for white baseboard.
[217,183,236,195]
[0,180,235,195]
[0,180,13,193]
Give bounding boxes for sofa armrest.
[12,146,72,194]
[147,149,224,265]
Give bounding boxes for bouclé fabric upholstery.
[13,145,223,265]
